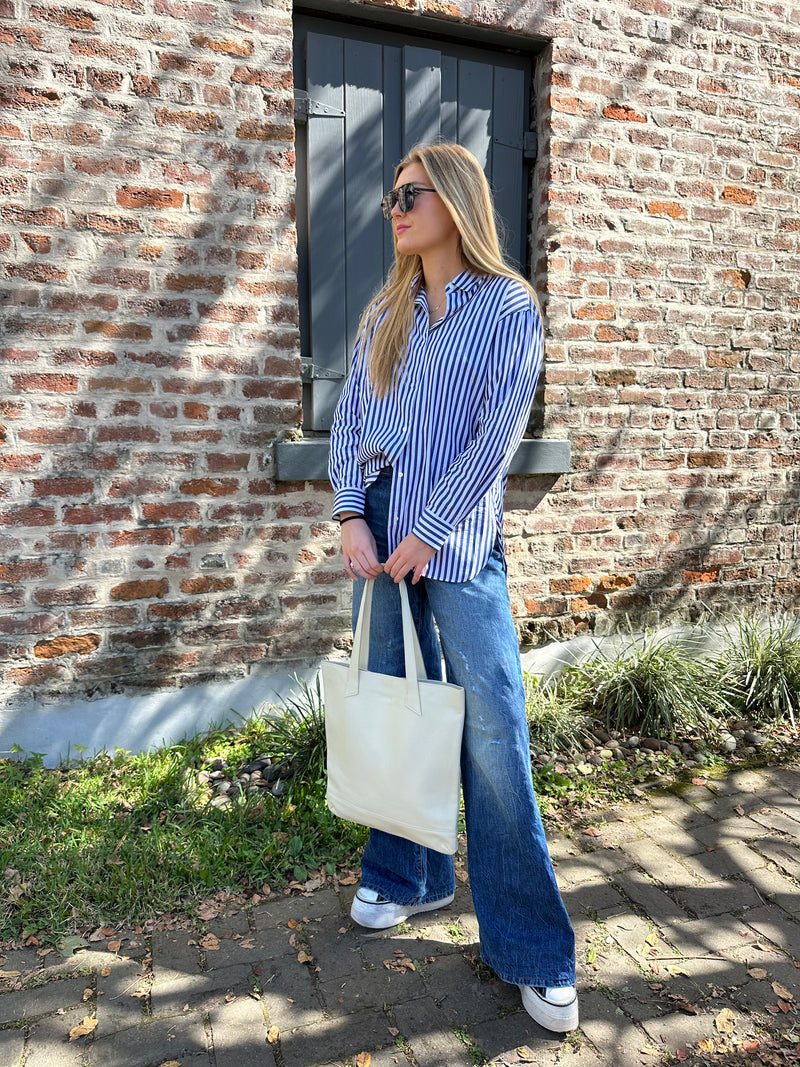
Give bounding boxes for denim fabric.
[351,468,575,988]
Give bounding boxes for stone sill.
[275,438,571,482]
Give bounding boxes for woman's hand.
[384,533,436,585]
[341,517,382,581]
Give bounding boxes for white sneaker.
[519,985,579,1032]
[350,886,455,930]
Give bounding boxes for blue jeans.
[351,469,575,988]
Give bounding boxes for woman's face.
[391,163,460,261]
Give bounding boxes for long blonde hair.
[358,142,540,398]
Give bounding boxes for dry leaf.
[715,1007,737,1033]
[582,827,600,837]
[158,1061,181,1067]
[747,967,767,979]
[69,1016,98,1041]
[698,1038,715,1053]
[388,1027,399,1037]
[338,875,357,885]
[239,938,255,950]
[772,980,793,1001]
[667,965,691,978]
[765,1004,780,1015]
[0,970,21,979]
[516,1047,535,1061]
[676,1051,688,1062]
[267,1026,279,1043]
[287,919,300,929]
[355,1054,371,1067]
[645,931,659,946]
[778,999,791,1013]
[734,804,745,816]
[200,934,219,951]
[107,940,122,953]
[741,1041,759,1054]
[83,988,92,1002]
[639,1045,660,1057]
[296,950,312,964]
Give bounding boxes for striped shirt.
[329,270,544,583]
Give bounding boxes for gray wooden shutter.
[296,18,531,430]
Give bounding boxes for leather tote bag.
[321,578,465,854]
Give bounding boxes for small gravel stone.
[722,734,737,752]
[744,731,765,745]
[627,736,640,748]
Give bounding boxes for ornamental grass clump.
[524,672,591,752]
[560,629,729,742]
[715,613,800,728]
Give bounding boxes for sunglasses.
[381,183,437,220]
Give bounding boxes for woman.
[328,142,577,1033]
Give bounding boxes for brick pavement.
[1,764,799,1067]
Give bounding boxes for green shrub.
[524,673,591,752]
[559,629,729,741]
[715,613,800,727]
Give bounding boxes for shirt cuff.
[411,507,452,551]
[332,487,366,520]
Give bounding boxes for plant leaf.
[69,1016,98,1041]
[715,1007,736,1033]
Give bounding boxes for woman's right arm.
[329,340,382,579]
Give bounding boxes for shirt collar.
[412,269,485,309]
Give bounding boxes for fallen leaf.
[0,970,21,979]
[69,1016,98,1041]
[734,804,745,816]
[197,903,219,921]
[747,967,768,980]
[383,957,415,973]
[741,1040,759,1054]
[83,988,92,1002]
[516,1047,535,1062]
[765,1004,780,1015]
[691,777,707,785]
[778,999,791,1013]
[582,827,600,837]
[296,950,312,964]
[224,993,236,1003]
[287,919,300,929]
[158,1061,181,1067]
[645,931,659,947]
[667,965,691,978]
[698,1038,715,1052]
[338,875,357,885]
[676,1051,688,1063]
[101,966,111,977]
[107,940,123,954]
[715,1007,736,1033]
[355,1054,371,1067]
[199,934,219,951]
[58,936,88,958]
[772,981,794,1001]
[639,1045,660,1057]
[267,1026,279,1043]
[239,938,255,950]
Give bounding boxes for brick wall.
[1,0,798,724]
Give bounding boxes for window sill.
[275,438,571,481]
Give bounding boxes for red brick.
[180,525,242,545]
[64,504,132,525]
[0,506,57,526]
[12,372,77,393]
[549,575,592,594]
[34,633,101,658]
[155,107,221,132]
[682,568,720,584]
[109,529,174,547]
[142,502,199,521]
[179,478,238,497]
[180,575,235,593]
[721,185,757,205]
[116,185,183,209]
[34,583,96,605]
[0,560,49,582]
[110,578,168,601]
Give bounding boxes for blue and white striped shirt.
[329,270,544,583]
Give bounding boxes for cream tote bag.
[321,578,465,854]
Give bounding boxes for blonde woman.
[329,142,577,1032]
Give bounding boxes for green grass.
[524,672,592,751]
[0,702,366,946]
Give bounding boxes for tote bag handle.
[345,580,427,715]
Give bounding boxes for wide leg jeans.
[351,469,575,988]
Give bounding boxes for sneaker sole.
[350,893,455,930]
[520,986,579,1032]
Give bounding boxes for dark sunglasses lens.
[382,185,415,219]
